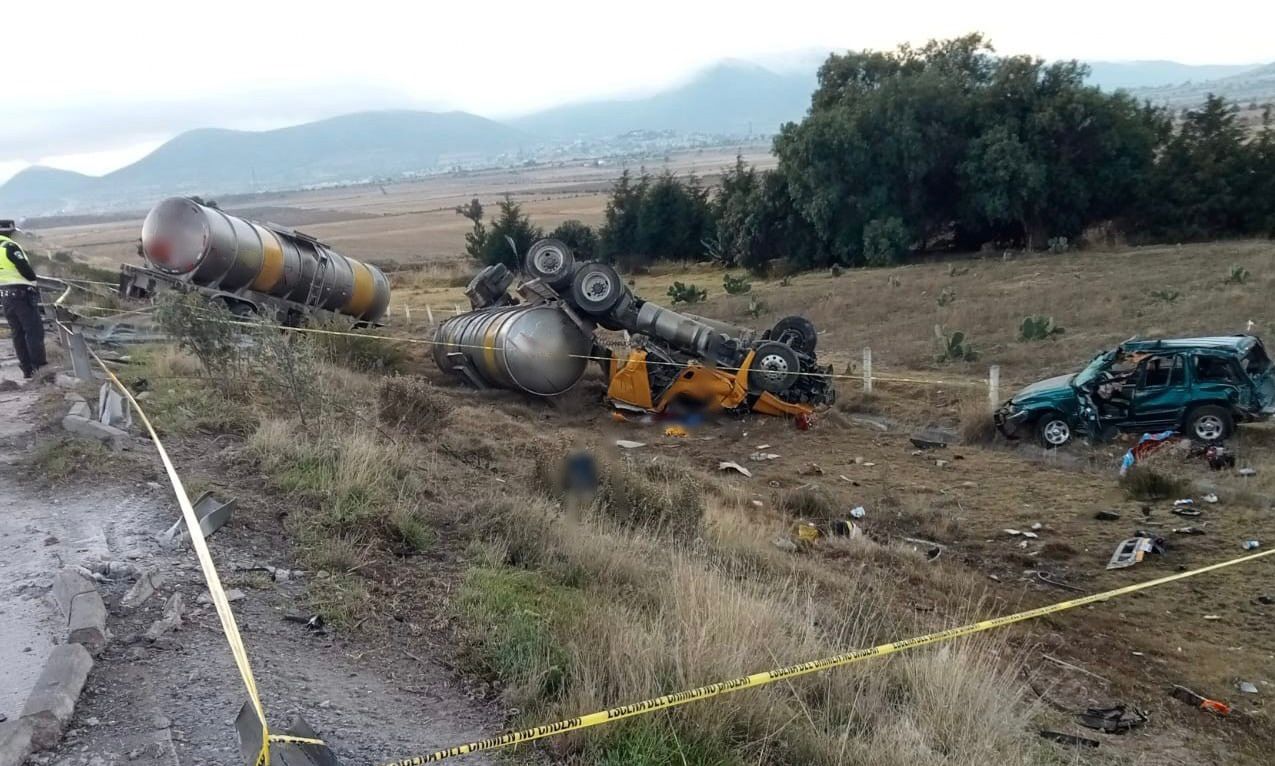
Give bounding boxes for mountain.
[0,110,532,217]
[1127,62,1275,109]
[511,61,816,139]
[1084,60,1263,91]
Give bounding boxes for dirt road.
[1,357,507,766]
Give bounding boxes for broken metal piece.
[236,702,342,766]
[718,461,752,478]
[1170,685,1231,716]
[1107,537,1153,569]
[1076,705,1147,734]
[1036,571,1084,592]
[1238,681,1259,695]
[1094,510,1121,521]
[159,491,236,547]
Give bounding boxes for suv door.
[1129,353,1190,430]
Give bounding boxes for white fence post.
[454,304,462,316]
[988,365,1001,411]
[863,347,873,393]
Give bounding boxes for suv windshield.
[1074,351,1116,388]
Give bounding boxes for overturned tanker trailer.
[433,239,835,417]
[121,197,391,325]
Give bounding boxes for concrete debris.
[910,428,956,450]
[614,440,645,450]
[21,644,94,751]
[749,452,781,461]
[60,415,128,451]
[0,717,36,765]
[51,569,108,655]
[145,593,185,641]
[97,382,132,428]
[67,401,90,419]
[197,589,245,605]
[718,461,752,478]
[121,570,165,609]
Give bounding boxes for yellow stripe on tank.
[250,225,285,292]
[343,259,376,318]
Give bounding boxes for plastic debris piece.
[1095,510,1121,521]
[749,452,781,461]
[1022,531,1039,539]
[1172,508,1202,517]
[1238,467,1257,477]
[1238,682,1259,695]
[718,461,753,478]
[1107,537,1152,569]
[1203,615,1221,620]
[615,440,645,449]
[1243,540,1261,550]
[1171,685,1230,716]
[1202,493,1219,504]
[1173,527,1205,535]
[755,444,771,449]
[850,506,866,519]
[1173,498,1194,507]
[1031,522,1043,531]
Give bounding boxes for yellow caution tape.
[379,546,1274,764]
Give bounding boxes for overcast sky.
[3,0,1271,183]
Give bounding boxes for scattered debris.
[749,452,781,462]
[794,412,814,431]
[1205,445,1235,470]
[144,593,185,641]
[798,463,823,475]
[849,506,866,519]
[1204,614,1222,621]
[750,500,763,508]
[121,570,165,609]
[1031,522,1043,531]
[1238,682,1259,695]
[196,589,245,605]
[1076,705,1148,734]
[1239,467,1258,477]
[158,491,236,547]
[754,444,771,450]
[1243,540,1262,550]
[718,461,752,478]
[663,425,688,438]
[1172,508,1202,517]
[935,459,949,468]
[909,429,956,450]
[615,440,645,450]
[1170,685,1231,716]
[1173,498,1194,507]
[1037,571,1084,592]
[1094,510,1121,521]
[1202,493,1219,504]
[1039,731,1099,748]
[1255,595,1274,606]
[1119,430,1179,476]
[1107,537,1155,569]
[1174,527,1206,535]
[771,537,799,553]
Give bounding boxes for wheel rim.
[533,248,563,275]
[1194,415,1224,441]
[1042,419,1070,445]
[757,352,790,385]
[581,272,613,302]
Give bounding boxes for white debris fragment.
[615,440,646,450]
[718,461,753,478]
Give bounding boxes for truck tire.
[524,239,575,289]
[570,262,625,316]
[769,316,817,354]
[1035,410,1073,448]
[1184,404,1233,442]
[748,342,800,393]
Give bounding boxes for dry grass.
[378,376,451,435]
[460,492,1037,765]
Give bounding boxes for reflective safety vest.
[0,235,35,286]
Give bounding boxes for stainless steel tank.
[432,304,594,396]
[140,196,390,321]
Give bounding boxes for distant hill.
[511,61,816,139]
[0,110,532,217]
[1085,60,1263,90]
[1128,62,1275,110]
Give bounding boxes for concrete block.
[51,569,108,655]
[61,414,128,451]
[67,401,91,419]
[20,644,93,751]
[0,718,35,766]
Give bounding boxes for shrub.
[1120,466,1188,501]
[667,281,707,305]
[722,273,752,295]
[958,397,999,445]
[1149,289,1181,304]
[154,292,242,375]
[597,458,704,536]
[1018,315,1065,341]
[779,275,793,287]
[936,287,956,307]
[1047,236,1070,254]
[935,326,978,362]
[1226,265,1251,285]
[745,296,768,319]
[378,376,451,435]
[777,485,839,519]
[862,217,910,266]
[310,319,408,373]
[830,264,844,277]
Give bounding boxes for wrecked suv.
[996,335,1275,447]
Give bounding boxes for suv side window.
[1141,354,1184,388]
[1194,354,1238,384]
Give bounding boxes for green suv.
[995,335,1275,447]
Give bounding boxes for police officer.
[0,230,47,380]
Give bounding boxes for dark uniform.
[0,234,47,378]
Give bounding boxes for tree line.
[461,35,1275,273]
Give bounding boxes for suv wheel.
[1036,411,1072,448]
[1185,405,1233,442]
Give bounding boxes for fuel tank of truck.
[431,303,595,396]
[140,196,390,321]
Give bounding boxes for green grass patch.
[307,573,371,629]
[30,437,111,482]
[587,718,744,766]
[456,565,583,703]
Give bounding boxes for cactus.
[722,273,752,295]
[780,275,793,287]
[667,281,707,305]
[1018,315,1065,341]
[887,274,902,288]
[935,325,978,363]
[936,287,957,307]
[1047,236,1070,254]
[746,296,768,318]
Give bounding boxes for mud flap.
[236,702,344,766]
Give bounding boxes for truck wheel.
[570,262,625,316]
[1185,405,1232,442]
[748,342,800,393]
[1035,411,1073,448]
[769,316,817,354]
[525,239,575,289]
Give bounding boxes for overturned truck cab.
[431,239,835,417]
